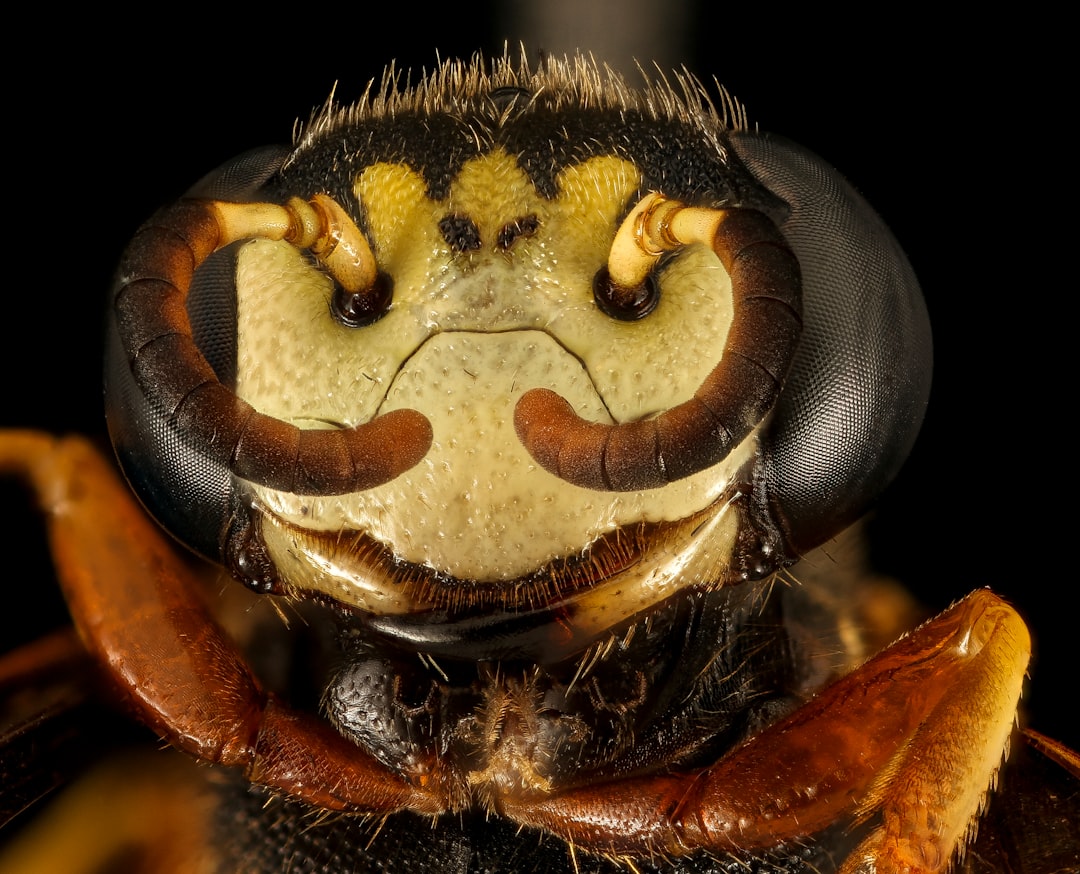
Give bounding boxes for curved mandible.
[514,195,802,491]
[113,196,432,495]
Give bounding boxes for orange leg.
[0,431,443,816]
[502,589,1030,873]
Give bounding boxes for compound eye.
[728,130,932,555]
[592,265,660,321]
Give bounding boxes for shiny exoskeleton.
[2,54,1076,874]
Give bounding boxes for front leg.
[0,431,444,816]
[504,589,1030,873]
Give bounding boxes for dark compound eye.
[592,266,660,321]
[330,271,394,327]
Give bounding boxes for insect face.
[106,58,928,665]
[13,55,1066,874]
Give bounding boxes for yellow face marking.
[354,162,444,284]
[440,151,539,251]
[236,150,746,602]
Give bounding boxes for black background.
[5,5,1073,752]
